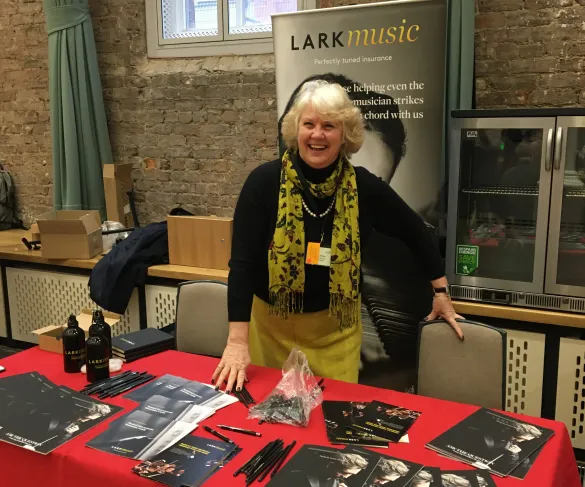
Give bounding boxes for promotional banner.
[272,0,449,360]
[273,0,447,222]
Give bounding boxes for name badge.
[318,247,331,267]
[306,243,331,267]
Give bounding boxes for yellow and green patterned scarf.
[268,150,361,330]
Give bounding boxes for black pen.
[102,374,155,398]
[234,441,274,477]
[97,373,148,398]
[235,390,250,407]
[217,424,262,437]
[241,386,255,404]
[203,425,235,445]
[271,440,296,478]
[89,372,144,396]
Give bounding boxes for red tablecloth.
[0,348,579,487]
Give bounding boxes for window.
[145,0,316,58]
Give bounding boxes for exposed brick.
[531,88,579,105]
[478,0,525,11]
[539,73,582,88]
[525,0,574,7]
[568,43,585,56]
[518,44,546,58]
[476,12,507,29]
[507,57,558,74]
[554,6,585,23]
[489,74,539,91]
[505,9,554,27]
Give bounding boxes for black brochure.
[132,435,237,487]
[345,446,424,487]
[426,408,555,477]
[322,401,389,448]
[124,374,191,402]
[86,410,196,460]
[352,400,421,442]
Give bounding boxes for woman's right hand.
[211,339,250,394]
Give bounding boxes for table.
[0,348,580,487]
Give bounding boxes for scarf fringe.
[269,290,304,321]
[329,293,360,331]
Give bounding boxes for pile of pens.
[234,438,296,485]
[234,384,255,407]
[256,378,325,426]
[81,371,155,399]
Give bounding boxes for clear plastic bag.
[102,220,130,252]
[247,348,323,427]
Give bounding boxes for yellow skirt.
[249,296,362,383]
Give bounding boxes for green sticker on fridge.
[456,245,479,276]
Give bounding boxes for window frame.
[146,0,316,58]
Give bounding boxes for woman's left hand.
[425,294,464,340]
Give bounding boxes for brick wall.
[475,0,585,107]
[1,0,584,225]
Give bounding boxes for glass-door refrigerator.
[446,108,585,313]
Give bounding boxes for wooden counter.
[0,229,229,282]
[453,300,585,329]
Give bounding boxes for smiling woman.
[211,79,463,393]
[281,81,363,169]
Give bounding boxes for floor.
[0,345,20,359]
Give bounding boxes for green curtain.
[440,0,475,213]
[45,0,112,220]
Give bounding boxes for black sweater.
[228,158,444,322]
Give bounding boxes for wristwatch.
[433,286,450,297]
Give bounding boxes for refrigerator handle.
[554,126,563,170]
[545,128,553,172]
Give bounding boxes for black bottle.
[89,309,111,359]
[86,327,110,383]
[62,314,85,373]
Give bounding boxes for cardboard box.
[103,163,134,227]
[36,210,103,260]
[30,223,40,242]
[168,215,233,270]
[32,309,121,354]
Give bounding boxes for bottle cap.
[67,314,78,327]
[92,309,100,322]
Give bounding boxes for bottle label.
[88,358,109,369]
[64,350,85,360]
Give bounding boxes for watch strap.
[433,286,450,296]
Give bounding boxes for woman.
[212,80,463,392]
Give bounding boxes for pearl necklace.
[302,195,336,219]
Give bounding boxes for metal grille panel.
[450,285,482,301]
[452,285,585,314]
[502,329,545,417]
[524,294,562,309]
[6,268,139,343]
[556,338,585,449]
[145,284,177,329]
